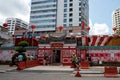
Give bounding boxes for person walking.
[72,54,78,68]
[43,55,47,65]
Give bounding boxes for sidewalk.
[23,65,74,73]
[23,65,120,76]
[0,65,120,77]
[0,65,17,73]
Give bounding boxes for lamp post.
[31,24,35,46]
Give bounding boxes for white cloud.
[0,0,31,25]
[93,23,109,35]
[89,19,110,35]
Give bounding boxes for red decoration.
[81,21,85,30]
[113,27,117,32]
[31,24,35,30]
[58,26,63,32]
[40,36,48,40]
[71,36,75,39]
[12,35,16,39]
[3,23,8,28]
[86,26,90,31]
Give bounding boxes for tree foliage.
[18,40,29,47]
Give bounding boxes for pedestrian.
[43,55,47,65]
[18,55,23,62]
[14,57,18,66]
[27,54,30,61]
[30,55,34,60]
[72,54,77,68]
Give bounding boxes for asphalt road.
[0,72,120,80]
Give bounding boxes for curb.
[0,70,6,73]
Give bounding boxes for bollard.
[74,64,81,77]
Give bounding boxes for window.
[69,3,73,7]
[69,0,73,2]
[64,9,67,12]
[64,0,67,2]
[79,23,81,26]
[63,30,67,33]
[63,24,67,27]
[69,24,72,26]
[31,9,56,14]
[79,13,81,16]
[64,14,67,17]
[69,13,73,17]
[79,8,81,11]
[79,3,81,6]
[79,18,81,21]
[64,4,67,7]
[69,8,73,12]
[64,19,67,23]
[69,29,73,32]
[69,18,72,22]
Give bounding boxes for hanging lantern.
[86,26,90,31]
[3,23,8,28]
[31,24,35,33]
[58,26,63,32]
[31,24,35,30]
[112,27,117,32]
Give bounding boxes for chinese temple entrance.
[51,43,63,64]
[52,49,61,64]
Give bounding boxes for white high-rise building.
[5,18,29,35]
[112,8,120,34]
[30,0,89,33]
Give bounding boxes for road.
[0,71,120,80]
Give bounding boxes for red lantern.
[31,24,35,30]
[3,23,8,28]
[86,26,90,31]
[113,27,117,32]
[58,26,63,32]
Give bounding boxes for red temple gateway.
[35,33,120,65]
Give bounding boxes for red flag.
[81,21,85,30]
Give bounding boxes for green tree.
[11,40,29,65]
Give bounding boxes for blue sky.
[0,0,120,35]
[89,0,120,35]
